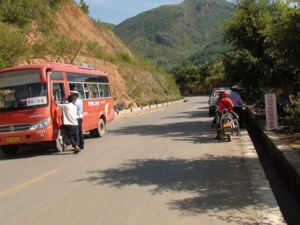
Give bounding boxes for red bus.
[0,63,114,155]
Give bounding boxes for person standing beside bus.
[71,90,84,150]
[56,95,80,154]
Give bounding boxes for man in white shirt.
[57,95,80,154]
[71,91,84,150]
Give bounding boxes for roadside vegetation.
[0,0,74,68]
[223,0,299,102]
[0,24,28,69]
[78,0,89,14]
[0,0,65,28]
[0,0,181,108]
[171,61,227,96]
[171,0,299,132]
[223,0,299,132]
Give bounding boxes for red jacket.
[216,97,234,113]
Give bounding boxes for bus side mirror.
[40,69,47,83]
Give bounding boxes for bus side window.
[69,83,85,99]
[104,84,111,97]
[98,84,104,98]
[84,83,90,99]
[52,82,66,103]
[89,84,99,99]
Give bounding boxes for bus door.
[50,71,67,129]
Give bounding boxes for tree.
[267,3,300,84]
[170,62,218,96]
[79,0,89,15]
[223,0,299,98]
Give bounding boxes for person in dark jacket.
[228,86,245,128]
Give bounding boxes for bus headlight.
[30,118,50,130]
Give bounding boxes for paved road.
[0,97,258,225]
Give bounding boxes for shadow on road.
[74,155,276,224]
[163,108,209,120]
[0,144,74,160]
[0,133,93,160]
[110,120,218,144]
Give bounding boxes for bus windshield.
[0,69,47,112]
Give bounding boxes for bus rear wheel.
[1,146,18,156]
[55,129,67,152]
[90,118,106,138]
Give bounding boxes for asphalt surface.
[0,96,259,225]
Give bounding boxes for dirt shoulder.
[277,132,300,153]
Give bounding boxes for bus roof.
[0,62,108,76]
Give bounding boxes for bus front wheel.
[1,146,18,156]
[90,118,106,138]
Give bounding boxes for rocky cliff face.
[24,1,180,107]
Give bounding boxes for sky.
[76,0,233,25]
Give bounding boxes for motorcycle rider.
[212,90,233,127]
[215,90,236,139]
[216,90,234,114]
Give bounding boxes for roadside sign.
[265,94,278,130]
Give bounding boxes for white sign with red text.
[265,94,278,130]
[27,96,47,106]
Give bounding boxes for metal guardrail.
[114,100,184,116]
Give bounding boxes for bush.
[147,98,162,105]
[0,0,35,26]
[0,56,10,70]
[32,39,50,58]
[86,41,116,62]
[106,24,113,30]
[32,35,83,63]
[79,0,89,15]
[127,103,134,109]
[281,104,300,133]
[0,25,28,69]
[114,101,126,111]
[0,0,65,30]
[118,52,131,63]
[52,35,83,63]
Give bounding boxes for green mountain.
[114,0,235,70]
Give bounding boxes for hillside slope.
[0,1,180,107]
[114,0,234,70]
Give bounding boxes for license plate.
[223,122,231,128]
[5,136,21,143]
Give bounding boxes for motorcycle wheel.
[227,135,231,142]
[235,120,240,136]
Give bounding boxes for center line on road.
[0,169,58,197]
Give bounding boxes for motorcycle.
[216,109,240,142]
[211,106,221,128]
